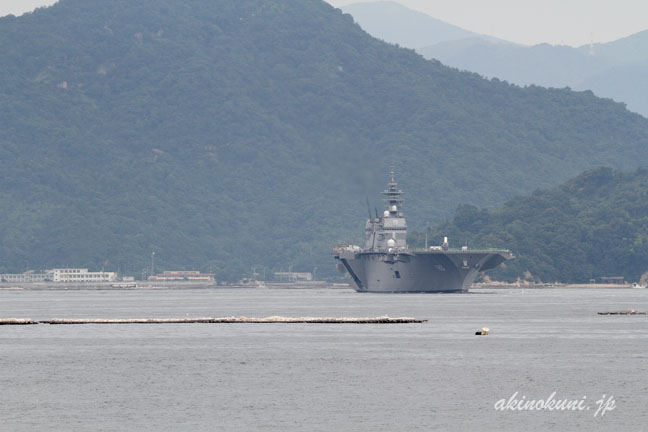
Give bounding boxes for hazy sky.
[2,0,647,47]
[0,0,54,18]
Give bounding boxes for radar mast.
[383,167,404,217]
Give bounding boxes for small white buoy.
[475,327,489,336]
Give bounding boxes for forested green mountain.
[412,168,648,283]
[1,0,648,280]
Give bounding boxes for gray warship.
[334,170,514,293]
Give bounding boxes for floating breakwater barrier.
[43,317,219,324]
[1,316,426,325]
[0,318,38,325]
[597,310,647,315]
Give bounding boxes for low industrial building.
[48,268,117,282]
[274,272,313,282]
[148,270,215,281]
[600,276,625,284]
[1,269,117,283]
[0,272,48,283]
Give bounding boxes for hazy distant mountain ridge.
[1,0,648,279]
[341,1,509,49]
[582,30,648,64]
[419,40,608,88]
[344,1,648,116]
[420,33,648,116]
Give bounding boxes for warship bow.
[334,169,514,293]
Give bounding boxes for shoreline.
[0,281,348,291]
[0,281,641,291]
[474,283,639,289]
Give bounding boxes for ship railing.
[409,247,510,253]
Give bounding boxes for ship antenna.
[382,167,404,211]
[366,196,372,219]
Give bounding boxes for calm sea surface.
[1,287,647,431]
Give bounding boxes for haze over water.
[1,287,647,431]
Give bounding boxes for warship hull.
[333,169,513,293]
[335,250,512,293]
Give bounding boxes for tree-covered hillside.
[412,168,648,283]
[1,0,648,280]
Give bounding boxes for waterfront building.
[274,272,313,282]
[48,268,117,282]
[600,276,625,284]
[0,272,48,283]
[148,270,215,281]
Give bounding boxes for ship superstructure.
[334,169,513,293]
[364,169,407,253]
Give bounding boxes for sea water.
[1,287,646,431]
